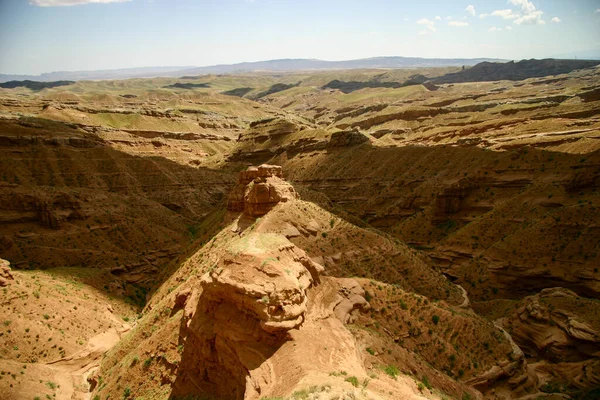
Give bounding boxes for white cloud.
[505,25,513,31]
[506,0,546,25]
[449,21,469,27]
[466,5,476,17]
[417,18,436,32]
[446,16,453,20]
[30,0,130,5]
[492,9,519,19]
[479,13,489,19]
[514,10,545,25]
[435,16,441,20]
[489,26,502,32]
[418,30,431,36]
[551,17,561,23]
[596,9,600,13]
[509,0,536,14]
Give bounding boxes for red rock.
[227,164,299,217]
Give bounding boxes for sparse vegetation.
[344,376,359,388]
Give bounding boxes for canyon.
[0,61,599,400]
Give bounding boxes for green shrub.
[421,375,432,390]
[345,376,359,388]
[384,365,399,378]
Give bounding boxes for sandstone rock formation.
[227,164,299,217]
[505,288,600,361]
[172,232,327,398]
[0,258,13,286]
[501,288,600,391]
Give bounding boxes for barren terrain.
[0,61,599,399]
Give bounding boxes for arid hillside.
[0,61,599,399]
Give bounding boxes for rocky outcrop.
[172,232,326,399]
[328,130,370,147]
[333,278,371,323]
[504,288,600,363]
[500,288,600,393]
[227,165,299,217]
[0,258,13,286]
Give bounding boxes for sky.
[1,0,599,75]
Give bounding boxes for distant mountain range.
[0,57,505,83]
[0,66,194,83]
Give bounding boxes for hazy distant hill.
[0,66,193,83]
[175,56,503,75]
[0,80,75,90]
[0,57,503,83]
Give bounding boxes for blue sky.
[1,0,599,74]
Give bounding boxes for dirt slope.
[0,259,135,399]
